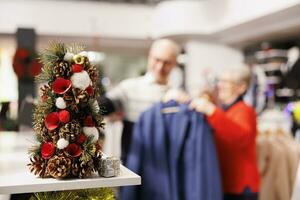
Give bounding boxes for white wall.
[152,0,300,38]
[0,0,153,39]
[2,0,300,42]
[185,40,244,97]
[0,37,18,102]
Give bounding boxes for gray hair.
[220,64,252,86]
[150,39,180,57]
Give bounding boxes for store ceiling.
[66,0,168,5]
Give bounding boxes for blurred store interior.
[1,0,300,199]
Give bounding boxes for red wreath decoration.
[76,134,87,145]
[65,143,82,157]
[58,110,70,123]
[86,85,94,96]
[41,142,56,159]
[72,64,84,73]
[12,48,41,79]
[45,112,60,130]
[84,116,95,127]
[52,78,72,94]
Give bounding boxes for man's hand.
[162,89,190,103]
[104,111,124,122]
[189,97,216,116]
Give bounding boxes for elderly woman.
[190,65,260,200]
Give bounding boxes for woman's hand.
[189,97,216,116]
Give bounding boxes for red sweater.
[207,101,260,194]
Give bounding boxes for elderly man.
[100,39,180,163]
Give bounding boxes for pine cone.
[63,91,74,104]
[49,130,59,143]
[93,150,102,172]
[85,65,98,84]
[40,85,51,99]
[71,159,94,178]
[28,156,49,178]
[94,115,104,128]
[46,155,72,179]
[54,61,71,78]
[59,120,81,141]
[75,90,89,104]
[63,90,80,113]
[33,121,50,141]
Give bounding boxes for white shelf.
[0,165,140,194]
[0,148,140,194]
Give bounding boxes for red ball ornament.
[72,64,83,73]
[15,48,30,59]
[52,78,72,94]
[95,142,102,151]
[41,142,56,159]
[84,116,95,127]
[58,110,70,123]
[41,94,47,102]
[45,112,60,130]
[65,143,81,157]
[86,85,94,96]
[29,60,42,77]
[76,134,87,145]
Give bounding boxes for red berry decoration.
[86,85,94,96]
[72,64,83,73]
[52,78,72,94]
[58,110,70,123]
[41,142,56,159]
[65,143,82,157]
[77,134,87,145]
[45,112,60,130]
[84,116,95,127]
[41,95,47,102]
[96,142,102,151]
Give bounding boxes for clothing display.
[256,130,300,200]
[207,100,260,195]
[292,161,300,200]
[244,65,267,113]
[122,100,222,200]
[99,73,171,162]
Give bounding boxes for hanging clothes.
[256,130,300,200]
[121,100,222,200]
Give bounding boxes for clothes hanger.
[161,106,180,114]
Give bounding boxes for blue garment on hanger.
[121,100,222,200]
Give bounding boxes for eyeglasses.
[216,78,238,84]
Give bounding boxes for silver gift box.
[98,157,120,178]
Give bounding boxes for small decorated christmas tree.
[28,42,104,179]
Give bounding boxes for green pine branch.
[30,188,115,200]
[36,41,68,83]
[80,136,97,164]
[33,97,55,125]
[28,144,41,158]
[67,43,85,55]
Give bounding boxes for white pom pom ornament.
[63,52,74,62]
[83,127,99,143]
[70,70,91,90]
[79,51,88,57]
[55,97,67,109]
[57,138,69,149]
